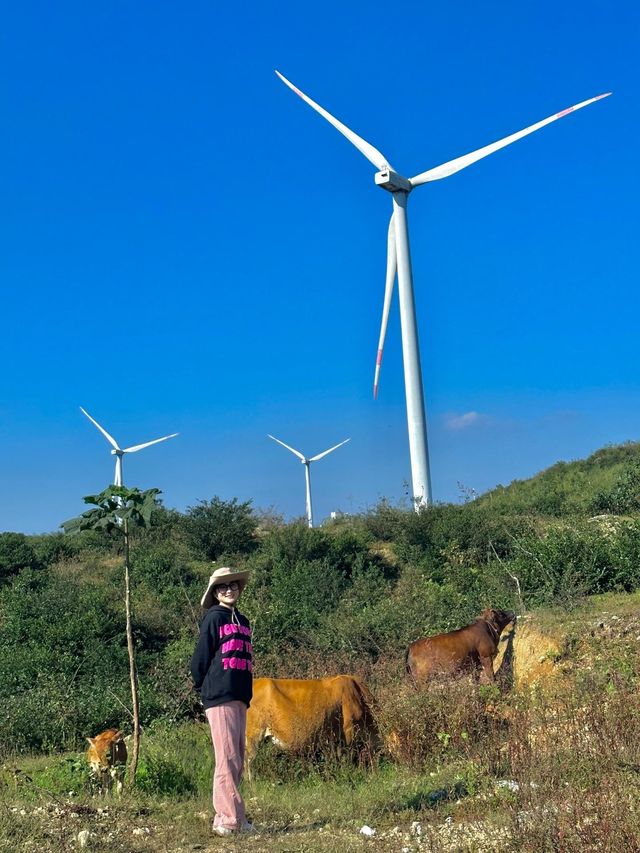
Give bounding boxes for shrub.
[393,503,529,579]
[243,523,394,669]
[31,533,80,566]
[359,500,407,541]
[183,497,258,560]
[590,461,640,515]
[0,533,39,583]
[508,521,640,610]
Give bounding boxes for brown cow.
[86,728,127,794]
[406,608,515,685]
[245,676,375,779]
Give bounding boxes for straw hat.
[200,566,250,609]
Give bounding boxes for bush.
[183,497,258,560]
[0,568,131,751]
[0,533,39,583]
[31,533,80,566]
[359,500,407,541]
[590,461,640,515]
[393,503,529,579]
[321,564,474,663]
[508,521,640,610]
[243,523,395,670]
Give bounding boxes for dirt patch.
[495,617,563,689]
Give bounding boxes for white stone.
[77,830,90,848]
[497,779,519,792]
[360,825,376,837]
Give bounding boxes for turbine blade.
[122,433,179,453]
[275,70,394,172]
[374,214,397,400]
[308,438,350,462]
[410,93,611,187]
[80,407,120,450]
[268,434,306,461]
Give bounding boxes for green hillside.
[476,441,640,517]
[2,444,640,851]
[2,441,640,755]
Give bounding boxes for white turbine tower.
[268,434,350,528]
[80,407,178,486]
[276,70,610,509]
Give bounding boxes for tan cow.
[86,728,127,794]
[245,676,375,778]
[406,608,515,685]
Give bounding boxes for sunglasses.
[215,582,240,593]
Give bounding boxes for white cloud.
[444,411,483,431]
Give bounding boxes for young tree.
[63,485,160,785]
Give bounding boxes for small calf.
[86,728,127,794]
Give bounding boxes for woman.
[191,566,255,837]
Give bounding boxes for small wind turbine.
[268,434,350,528]
[275,70,610,509]
[80,407,178,486]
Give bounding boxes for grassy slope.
[475,441,640,516]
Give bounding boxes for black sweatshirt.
[190,605,253,710]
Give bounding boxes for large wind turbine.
[268,434,350,528]
[80,407,178,486]
[275,70,610,508]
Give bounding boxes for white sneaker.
[211,825,235,837]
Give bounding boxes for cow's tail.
[349,677,378,763]
[405,645,420,688]
[405,645,413,677]
[352,676,376,716]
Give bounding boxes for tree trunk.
[124,520,141,785]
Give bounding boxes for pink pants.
[205,701,247,830]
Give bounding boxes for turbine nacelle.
[111,449,124,456]
[375,170,412,194]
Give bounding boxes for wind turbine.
[268,434,350,528]
[80,407,178,486]
[275,70,610,509]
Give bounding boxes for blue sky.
[1,0,638,533]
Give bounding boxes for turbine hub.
[375,169,412,193]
